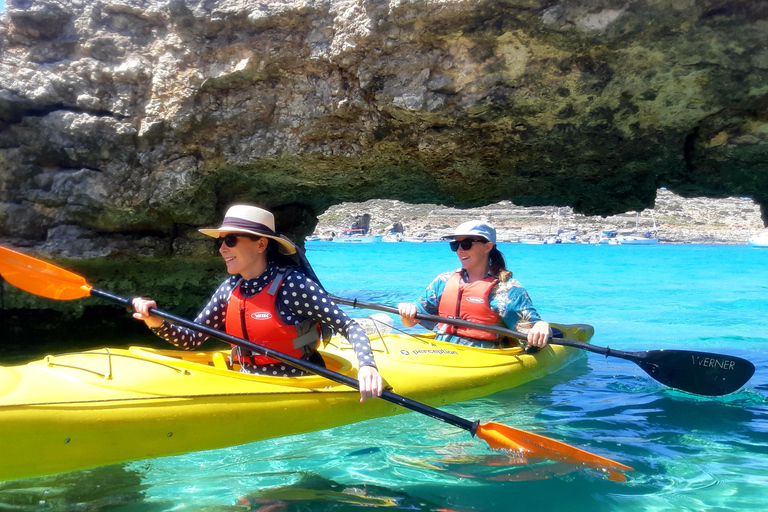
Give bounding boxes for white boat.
[331,229,384,244]
[558,233,579,244]
[599,213,658,245]
[305,234,332,242]
[382,233,404,243]
[596,230,617,245]
[747,231,768,248]
[615,234,658,245]
[597,231,621,244]
[544,231,578,244]
[527,208,579,245]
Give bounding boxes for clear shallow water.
[1,243,766,511]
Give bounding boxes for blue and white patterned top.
[412,268,542,344]
[152,262,376,369]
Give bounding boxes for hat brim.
[442,233,492,242]
[199,227,297,255]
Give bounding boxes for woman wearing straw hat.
[398,220,551,350]
[132,204,383,402]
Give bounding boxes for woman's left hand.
[527,321,551,348]
[357,365,383,403]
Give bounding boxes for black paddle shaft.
[91,288,480,435]
[331,295,755,396]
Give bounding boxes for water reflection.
[236,473,466,511]
[0,464,162,511]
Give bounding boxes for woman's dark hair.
[265,236,307,272]
[264,238,285,264]
[489,246,512,281]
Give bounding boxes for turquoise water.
[1,243,766,511]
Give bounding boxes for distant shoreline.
[314,189,766,245]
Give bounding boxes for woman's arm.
[398,272,451,329]
[132,278,235,349]
[493,279,550,348]
[277,271,382,401]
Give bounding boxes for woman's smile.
[218,236,267,279]
[454,236,492,278]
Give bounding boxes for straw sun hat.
[199,205,297,255]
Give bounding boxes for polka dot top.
[152,262,377,369]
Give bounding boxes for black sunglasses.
[449,239,485,252]
[215,234,261,250]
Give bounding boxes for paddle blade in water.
[635,349,755,396]
[0,246,92,300]
[476,422,633,482]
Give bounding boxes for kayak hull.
[0,323,592,481]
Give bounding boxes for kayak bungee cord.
[331,295,755,397]
[0,245,633,481]
[358,313,487,351]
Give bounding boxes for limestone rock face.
[1,0,768,261]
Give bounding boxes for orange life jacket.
[436,272,500,341]
[225,272,320,366]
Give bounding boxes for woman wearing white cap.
[132,204,383,402]
[398,220,551,350]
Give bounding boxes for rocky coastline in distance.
[314,189,766,245]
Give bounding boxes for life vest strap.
[293,319,321,349]
[267,272,284,295]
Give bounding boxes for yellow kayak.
[0,323,592,482]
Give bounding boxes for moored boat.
[382,232,404,242]
[0,323,591,481]
[331,229,384,243]
[520,237,545,245]
[598,212,659,245]
[747,231,768,247]
[615,235,658,245]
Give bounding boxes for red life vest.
[225,273,318,366]
[436,272,500,341]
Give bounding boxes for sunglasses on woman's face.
[215,234,261,250]
[449,239,485,252]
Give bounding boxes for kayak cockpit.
[127,346,355,388]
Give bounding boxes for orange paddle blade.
[476,421,633,482]
[0,246,92,300]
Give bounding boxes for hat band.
[220,217,277,236]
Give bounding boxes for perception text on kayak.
[407,349,459,356]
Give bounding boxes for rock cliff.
[1,0,768,340]
[1,0,767,262]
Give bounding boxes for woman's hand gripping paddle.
[0,245,633,480]
[331,296,755,397]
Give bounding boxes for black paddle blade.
[634,350,755,396]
